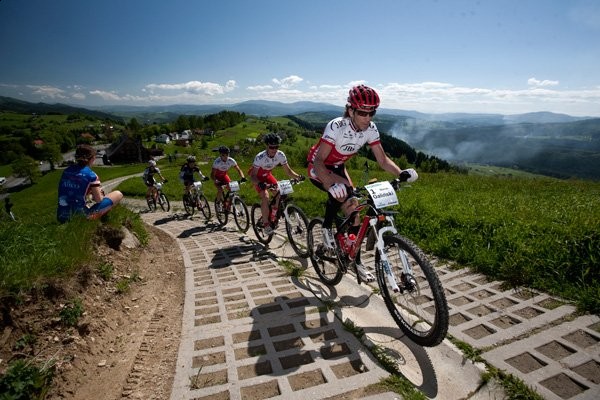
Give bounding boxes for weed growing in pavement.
[278,259,304,278]
[58,298,84,327]
[483,367,544,400]
[377,374,428,400]
[342,318,364,339]
[448,337,484,363]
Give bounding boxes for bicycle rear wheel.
[198,194,211,220]
[375,234,449,347]
[251,203,273,245]
[147,197,157,212]
[307,218,343,286]
[183,194,195,215]
[284,204,310,258]
[233,197,250,232]
[158,193,170,212]
[214,197,228,225]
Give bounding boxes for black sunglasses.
[354,109,376,117]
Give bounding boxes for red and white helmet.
[347,84,380,111]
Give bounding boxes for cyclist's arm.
[210,168,217,181]
[249,166,260,186]
[234,164,245,179]
[313,142,349,189]
[282,163,301,180]
[89,185,104,203]
[371,143,402,176]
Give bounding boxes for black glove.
[163,179,168,183]
[240,177,247,183]
[297,175,305,181]
[203,176,210,181]
[258,182,267,190]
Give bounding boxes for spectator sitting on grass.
[57,144,123,223]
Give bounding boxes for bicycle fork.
[371,216,408,293]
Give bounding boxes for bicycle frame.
[331,186,403,292]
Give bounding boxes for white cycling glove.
[402,168,419,183]
[328,182,347,200]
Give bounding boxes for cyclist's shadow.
[290,274,439,398]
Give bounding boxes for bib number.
[365,181,398,209]
[278,180,293,195]
[229,181,240,192]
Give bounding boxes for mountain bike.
[183,180,211,219]
[251,178,310,258]
[307,178,449,346]
[146,181,170,212]
[214,179,249,232]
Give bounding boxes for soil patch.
[0,224,185,400]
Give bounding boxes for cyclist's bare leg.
[259,189,270,226]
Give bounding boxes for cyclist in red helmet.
[307,84,418,282]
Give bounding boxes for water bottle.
[346,233,357,251]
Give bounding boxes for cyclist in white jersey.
[307,84,418,282]
[211,145,246,203]
[250,133,303,235]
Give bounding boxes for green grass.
[0,164,149,298]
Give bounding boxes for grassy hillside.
[2,114,599,316]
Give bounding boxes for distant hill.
[2,95,599,180]
[0,96,121,121]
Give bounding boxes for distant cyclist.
[307,84,418,282]
[179,155,209,196]
[57,144,123,223]
[143,159,166,203]
[210,146,246,204]
[249,133,304,235]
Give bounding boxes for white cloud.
[528,78,559,87]
[26,85,67,99]
[272,75,303,88]
[247,85,273,91]
[145,80,237,95]
[72,93,86,100]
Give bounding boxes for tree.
[11,156,41,184]
[40,143,63,170]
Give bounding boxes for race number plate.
[229,181,240,192]
[194,181,202,190]
[278,180,294,195]
[365,181,398,209]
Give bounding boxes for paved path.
[137,205,600,400]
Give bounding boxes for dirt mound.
[0,225,185,400]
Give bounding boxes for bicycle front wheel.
[376,234,449,347]
[198,194,211,220]
[284,204,310,258]
[307,218,343,286]
[158,193,170,212]
[232,197,250,232]
[214,197,228,225]
[251,204,273,245]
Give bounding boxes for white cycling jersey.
[308,116,381,166]
[252,150,288,177]
[212,156,238,172]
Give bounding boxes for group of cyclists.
[59,85,418,270]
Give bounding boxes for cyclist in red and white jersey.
[211,145,246,203]
[307,84,418,282]
[250,133,303,235]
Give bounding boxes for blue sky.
[1,0,599,116]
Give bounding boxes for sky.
[1,0,600,117]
